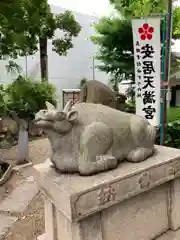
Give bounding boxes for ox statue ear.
[66,110,78,123]
[45,101,56,110]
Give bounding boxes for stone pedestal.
[34,146,180,240]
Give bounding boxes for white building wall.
[0,5,110,89]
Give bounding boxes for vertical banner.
[132,18,161,126]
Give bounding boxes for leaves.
[92,17,134,79]
[92,18,134,79]
[166,120,180,148]
[172,6,180,39]
[0,0,81,61]
[5,76,56,118]
[110,0,167,17]
[5,60,23,76]
[92,0,180,82]
[55,11,81,37]
[52,11,81,55]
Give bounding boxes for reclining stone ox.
[80,80,117,108]
[34,101,156,176]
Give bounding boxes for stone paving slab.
[0,178,38,216]
[156,229,180,240]
[0,214,17,240]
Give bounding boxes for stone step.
[37,228,180,240]
[37,229,180,240]
[0,214,17,240]
[0,176,38,216]
[156,229,180,240]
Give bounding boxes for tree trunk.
[39,37,48,81]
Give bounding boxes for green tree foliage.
[0,0,81,80]
[92,18,133,79]
[4,76,57,118]
[92,0,180,83]
[5,60,23,76]
[109,0,167,17]
[172,6,180,39]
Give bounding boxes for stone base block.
[156,229,180,240]
[34,146,180,240]
[37,233,47,240]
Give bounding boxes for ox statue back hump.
[34,101,156,175]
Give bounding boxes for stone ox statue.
[34,101,156,176]
[80,80,117,109]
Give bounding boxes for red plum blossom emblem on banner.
[138,23,154,40]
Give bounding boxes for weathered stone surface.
[155,229,180,240]
[34,100,156,175]
[0,180,38,215]
[0,117,18,148]
[2,117,18,135]
[0,214,17,240]
[44,198,56,240]
[0,116,44,149]
[34,146,180,222]
[13,162,33,171]
[38,233,47,240]
[169,177,180,230]
[34,145,180,240]
[55,209,102,240]
[16,128,29,164]
[101,184,169,240]
[79,213,102,240]
[79,80,117,108]
[28,121,43,137]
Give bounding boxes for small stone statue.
[10,111,29,165]
[34,100,156,176]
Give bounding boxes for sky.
[48,0,180,16]
[48,0,113,16]
[48,0,180,53]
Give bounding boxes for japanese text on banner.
[132,18,161,126]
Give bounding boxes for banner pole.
[161,0,173,145]
[160,14,166,145]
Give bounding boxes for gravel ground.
[0,138,50,166]
[0,138,50,239]
[4,194,45,240]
